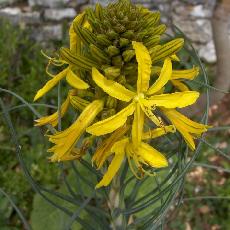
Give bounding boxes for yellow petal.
[132,41,152,93]
[87,103,135,136]
[96,139,128,188]
[66,68,89,89]
[170,54,180,62]
[125,143,143,179]
[34,68,68,101]
[171,80,190,91]
[35,96,70,127]
[142,125,176,140]
[145,91,199,108]
[48,100,104,161]
[50,148,82,162]
[171,66,199,80]
[93,125,129,169]
[175,124,196,150]
[163,109,209,132]
[95,152,124,188]
[147,58,172,95]
[152,66,199,81]
[132,103,144,148]
[92,67,135,102]
[162,108,209,150]
[139,142,168,168]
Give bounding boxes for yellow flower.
[161,108,209,150]
[48,100,104,162]
[86,41,199,188]
[95,125,176,188]
[87,42,199,143]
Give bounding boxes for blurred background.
[0,0,229,229]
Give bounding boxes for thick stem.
[211,0,230,105]
[108,175,124,230]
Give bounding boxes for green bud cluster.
[65,0,166,78]
[59,0,173,110]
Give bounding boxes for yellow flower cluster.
[34,0,209,188]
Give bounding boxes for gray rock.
[44,8,76,21]
[32,24,63,41]
[190,4,213,18]
[28,0,69,8]
[172,0,215,19]
[90,0,109,6]
[0,7,40,25]
[0,0,19,8]
[22,11,40,24]
[182,0,216,7]
[198,40,217,63]
[0,7,21,16]
[173,15,212,43]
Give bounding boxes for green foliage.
[31,194,81,230]
[168,132,230,229]
[0,17,46,101]
[0,18,60,229]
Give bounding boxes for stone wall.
[0,0,217,63]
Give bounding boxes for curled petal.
[171,80,190,91]
[34,68,68,101]
[96,138,128,188]
[146,91,199,108]
[48,100,104,161]
[162,108,209,150]
[92,67,135,102]
[151,66,199,81]
[50,148,83,162]
[93,125,129,169]
[35,96,70,127]
[138,142,168,168]
[147,58,172,95]
[142,125,176,140]
[87,103,135,136]
[66,68,89,89]
[171,67,199,80]
[132,41,152,93]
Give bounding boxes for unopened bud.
[119,38,130,47]
[104,66,121,79]
[112,55,123,66]
[122,50,135,62]
[107,45,120,57]
[122,30,134,39]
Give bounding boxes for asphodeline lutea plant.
[34,0,209,188]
